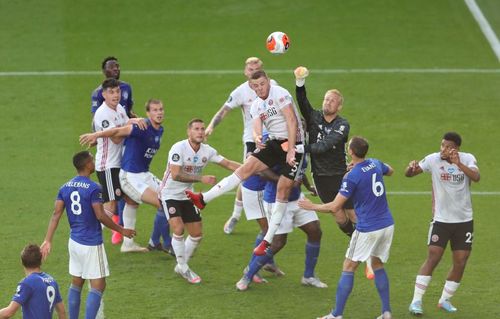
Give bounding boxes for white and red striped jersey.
[225,79,277,143]
[93,102,129,170]
[250,85,304,142]
[419,152,478,223]
[159,140,224,201]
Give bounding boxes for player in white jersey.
[186,70,305,257]
[405,132,480,316]
[159,119,240,284]
[205,57,277,234]
[92,78,146,245]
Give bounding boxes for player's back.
[341,158,393,232]
[13,272,62,319]
[57,175,103,245]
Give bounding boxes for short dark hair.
[102,78,120,90]
[73,151,92,171]
[145,99,162,112]
[250,70,268,80]
[101,56,118,70]
[443,132,461,147]
[21,244,42,269]
[188,118,204,128]
[349,136,369,158]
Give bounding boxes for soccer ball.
[266,32,290,54]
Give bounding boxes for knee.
[271,236,287,252]
[307,226,322,243]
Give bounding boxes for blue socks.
[304,241,320,278]
[374,268,391,313]
[246,250,273,280]
[85,288,103,319]
[68,284,82,319]
[150,208,172,248]
[332,271,354,317]
[248,232,265,265]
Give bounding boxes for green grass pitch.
[1,0,499,318]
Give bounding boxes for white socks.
[439,280,460,303]
[172,234,187,272]
[203,173,241,203]
[412,275,432,303]
[122,204,137,246]
[231,200,243,220]
[263,201,287,243]
[184,236,202,264]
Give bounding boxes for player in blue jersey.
[41,151,136,319]
[91,56,135,117]
[299,136,394,319]
[81,99,169,253]
[0,244,66,319]
[237,158,326,291]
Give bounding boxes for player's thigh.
[450,220,474,251]
[242,187,267,221]
[275,205,294,235]
[97,168,123,202]
[184,221,203,237]
[69,239,109,280]
[371,225,394,263]
[289,199,319,229]
[428,220,452,249]
[346,227,391,263]
[119,170,149,204]
[313,175,353,209]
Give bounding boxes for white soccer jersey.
[226,80,277,143]
[419,152,478,223]
[159,140,224,201]
[93,102,129,170]
[250,85,304,142]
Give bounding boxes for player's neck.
[24,267,41,276]
[105,101,118,110]
[323,113,337,122]
[188,139,201,152]
[351,157,365,165]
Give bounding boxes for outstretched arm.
[298,193,348,214]
[217,158,241,172]
[206,105,233,137]
[294,66,313,123]
[0,301,21,318]
[80,125,134,147]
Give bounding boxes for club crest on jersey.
[115,188,122,197]
[122,91,129,99]
[102,120,109,128]
[155,136,160,143]
[172,154,180,162]
[268,99,273,106]
[168,207,176,215]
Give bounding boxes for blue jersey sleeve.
[90,187,103,205]
[339,173,357,199]
[12,282,32,305]
[56,189,63,201]
[91,88,103,114]
[54,281,62,304]
[128,124,144,138]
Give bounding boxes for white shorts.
[266,195,319,235]
[241,186,266,221]
[119,170,160,204]
[68,238,110,279]
[345,225,394,263]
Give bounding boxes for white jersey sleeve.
[225,86,245,109]
[206,144,225,163]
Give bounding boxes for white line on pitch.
[220,191,499,196]
[1,68,500,77]
[465,0,500,62]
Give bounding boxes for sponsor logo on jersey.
[172,154,180,162]
[102,120,109,128]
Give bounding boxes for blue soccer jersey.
[91,81,134,115]
[121,120,163,173]
[339,158,394,232]
[263,159,307,203]
[57,176,104,245]
[12,272,62,319]
[242,175,267,192]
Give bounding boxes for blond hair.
[325,89,344,106]
[245,57,263,67]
